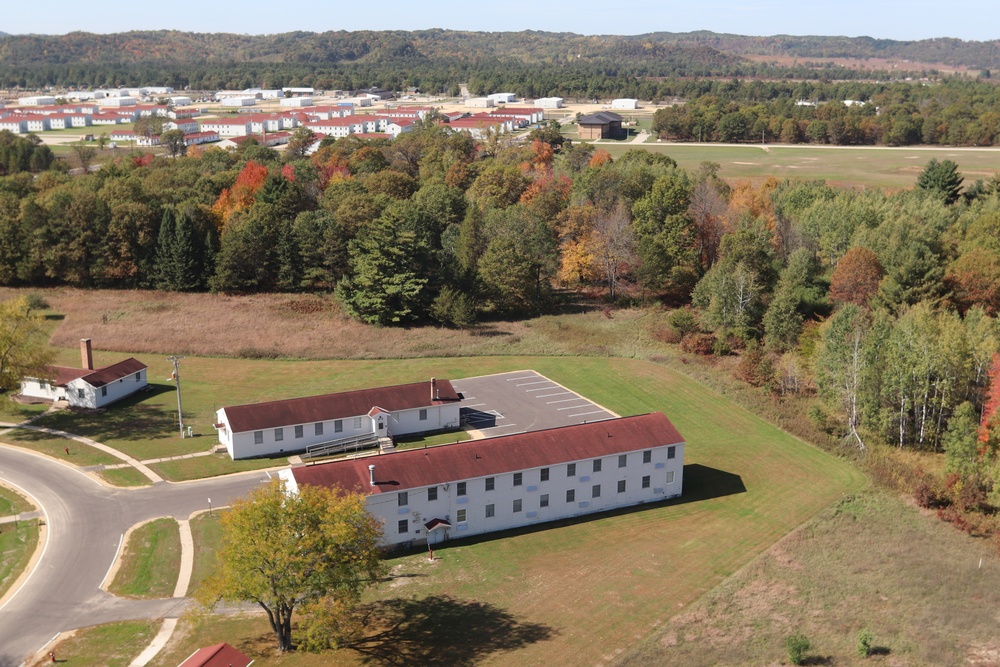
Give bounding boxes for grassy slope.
[42,620,160,667]
[0,486,34,515]
[603,143,1000,190]
[0,520,39,601]
[109,518,181,599]
[618,491,1000,666]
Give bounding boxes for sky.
[3,0,999,41]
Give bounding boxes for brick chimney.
[80,338,94,370]
[431,377,438,401]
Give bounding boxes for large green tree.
[916,158,963,205]
[199,479,385,652]
[0,296,54,394]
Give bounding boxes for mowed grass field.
[146,356,864,666]
[603,143,1000,190]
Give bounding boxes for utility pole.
[166,355,185,437]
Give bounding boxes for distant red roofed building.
[178,642,253,667]
[183,130,220,146]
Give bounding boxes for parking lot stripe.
[557,403,593,410]
[463,403,486,408]
[568,410,609,418]
[525,387,559,392]
[506,375,538,381]
[515,380,550,386]
[534,391,570,397]
[547,398,585,404]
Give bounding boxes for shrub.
[667,307,700,337]
[24,293,50,311]
[680,333,716,356]
[914,480,943,509]
[857,628,874,658]
[735,341,776,389]
[652,326,682,344]
[785,634,810,665]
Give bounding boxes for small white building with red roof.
[179,642,253,667]
[165,118,199,134]
[19,339,148,409]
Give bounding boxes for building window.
[398,519,408,534]
[428,487,438,501]
[457,482,466,496]
[135,372,141,382]
[513,472,522,487]
[592,484,601,498]
[419,409,428,421]
[354,417,363,429]
[315,423,324,436]
[642,475,651,489]
[457,509,467,523]
[398,491,408,507]
[567,463,576,477]
[668,446,676,460]
[274,428,283,442]
[540,494,549,508]
[618,454,627,468]
[101,386,107,397]
[77,388,84,398]
[485,477,495,492]
[618,480,626,493]
[593,459,602,473]
[666,471,675,484]
[294,425,303,439]
[254,431,263,445]
[643,450,652,464]
[513,499,522,513]
[540,467,549,482]
[334,419,342,433]
[485,504,495,518]
[566,489,575,503]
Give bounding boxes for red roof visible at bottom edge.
[291,412,683,495]
[179,642,253,667]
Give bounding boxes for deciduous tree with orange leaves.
[211,160,270,228]
[829,247,884,308]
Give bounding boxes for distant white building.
[18,96,56,106]
[283,87,315,96]
[100,97,137,107]
[465,97,494,108]
[221,97,258,107]
[535,97,564,109]
[200,118,252,137]
[20,339,148,410]
[169,96,193,107]
[610,98,639,110]
[279,412,685,549]
[488,93,517,104]
[214,378,463,459]
[280,97,313,107]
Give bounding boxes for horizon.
[2,0,998,42]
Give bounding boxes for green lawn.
[0,486,34,516]
[0,428,122,466]
[149,453,281,482]
[189,510,225,593]
[602,143,1000,189]
[149,356,865,666]
[393,429,471,451]
[98,467,153,487]
[109,518,181,599]
[0,401,50,423]
[47,620,160,667]
[0,519,39,601]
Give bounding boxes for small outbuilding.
[610,98,639,109]
[19,339,148,409]
[577,111,623,140]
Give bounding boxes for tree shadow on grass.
[33,383,179,443]
[350,595,556,666]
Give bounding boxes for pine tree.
[276,223,302,292]
[152,208,177,290]
[172,211,203,292]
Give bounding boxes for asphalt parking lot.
[451,370,619,438]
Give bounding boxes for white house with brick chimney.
[19,339,148,409]
[279,412,685,549]
[214,379,463,460]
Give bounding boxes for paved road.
[0,446,270,666]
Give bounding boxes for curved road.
[0,446,270,666]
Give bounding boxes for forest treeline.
[2,117,1000,531]
[652,79,1000,146]
[0,29,988,95]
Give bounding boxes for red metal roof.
[222,379,460,433]
[179,642,253,667]
[291,413,682,494]
[81,358,147,387]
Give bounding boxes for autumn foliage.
[980,353,1000,446]
[589,149,613,169]
[211,160,269,228]
[829,246,884,307]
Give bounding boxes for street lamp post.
[166,355,185,437]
